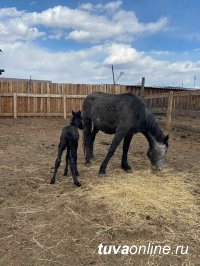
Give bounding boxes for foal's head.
[147,135,169,171]
[71,110,84,130]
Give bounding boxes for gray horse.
[82,92,168,176]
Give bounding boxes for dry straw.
[87,168,199,232]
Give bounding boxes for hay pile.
[87,168,199,233]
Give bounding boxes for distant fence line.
[0,79,189,95]
[0,81,200,132]
[0,80,200,109]
[0,81,123,95]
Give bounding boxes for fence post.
[166,91,174,131]
[47,83,51,115]
[13,92,17,118]
[63,95,67,119]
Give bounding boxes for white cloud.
[0,3,168,44]
[0,2,199,88]
[94,1,123,11]
[0,7,45,42]
[79,3,93,11]
[1,41,199,87]
[0,7,24,17]
[104,1,123,10]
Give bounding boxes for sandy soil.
[0,118,199,266]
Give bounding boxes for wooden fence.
[0,81,125,94]
[0,93,86,118]
[144,91,200,132]
[145,90,200,115]
[0,80,199,110]
[0,81,200,131]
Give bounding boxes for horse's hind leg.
[83,117,92,165]
[121,134,133,172]
[90,126,99,159]
[69,140,81,187]
[69,143,79,176]
[63,146,70,176]
[63,145,70,176]
[99,130,126,176]
[50,142,66,184]
[74,149,79,176]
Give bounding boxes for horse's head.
[72,110,84,130]
[147,135,169,171]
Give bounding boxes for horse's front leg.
[99,130,126,176]
[121,134,133,172]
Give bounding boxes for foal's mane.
[70,115,77,127]
[145,109,165,144]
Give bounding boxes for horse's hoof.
[126,168,133,173]
[50,180,55,184]
[98,171,106,177]
[122,165,133,173]
[85,162,91,167]
[74,181,82,187]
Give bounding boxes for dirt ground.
[0,118,199,266]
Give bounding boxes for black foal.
[50,110,84,187]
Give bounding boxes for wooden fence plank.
[13,93,17,118]
[166,91,174,131]
[63,95,66,119]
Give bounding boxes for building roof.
[126,84,190,90]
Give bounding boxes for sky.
[0,0,200,88]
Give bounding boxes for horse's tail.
[82,130,86,155]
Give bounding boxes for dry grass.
[87,167,199,239]
[0,118,199,266]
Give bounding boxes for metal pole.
[112,65,115,85]
[141,77,145,98]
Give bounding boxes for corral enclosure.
[0,118,199,265]
[0,80,200,265]
[0,80,200,131]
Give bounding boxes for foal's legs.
[63,147,70,176]
[99,129,127,176]
[121,134,133,172]
[73,141,80,177]
[69,140,81,187]
[50,142,66,184]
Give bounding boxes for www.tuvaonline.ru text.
[98,243,188,255]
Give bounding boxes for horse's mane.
[145,109,165,144]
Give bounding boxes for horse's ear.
[164,134,169,143]
[72,110,75,116]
